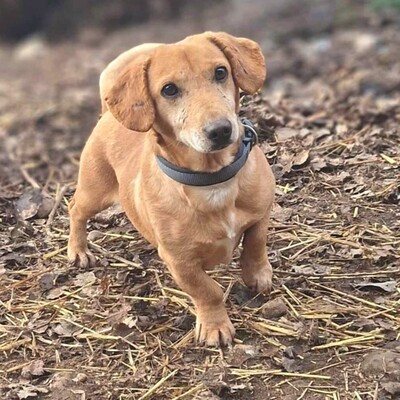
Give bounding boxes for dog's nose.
[205,119,232,146]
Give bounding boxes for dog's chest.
[220,211,238,240]
[202,210,244,267]
[185,184,247,266]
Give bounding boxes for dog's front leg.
[240,214,273,294]
[159,247,235,347]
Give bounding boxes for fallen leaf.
[354,280,397,293]
[310,156,327,171]
[314,128,331,141]
[39,273,55,290]
[271,203,293,222]
[226,344,259,366]
[87,230,103,241]
[282,346,303,372]
[53,320,82,337]
[382,381,400,395]
[361,348,400,375]
[21,360,45,378]
[280,150,294,173]
[107,303,132,327]
[0,251,26,265]
[46,287,66,299]
[17,384,48,399]
[14,189,54,220]
[275,127,299,141]
[18,388,38,399]
[73,271,96,287]
[14,189,42,220]
[353,318,377,331]
[230,283,266,308]
[292,149,310,167]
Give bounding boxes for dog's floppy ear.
[205,32,266,94]
[103,54,154,132]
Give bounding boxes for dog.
[68,32,275,347]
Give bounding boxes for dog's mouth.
[181,134,234,154]
[209,140,234,152]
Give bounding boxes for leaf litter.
[1,5,400,400]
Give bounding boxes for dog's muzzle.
[156,118,258,186]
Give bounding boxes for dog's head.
[103,32,266,153]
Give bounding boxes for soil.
[1,3,400,400]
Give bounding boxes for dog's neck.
[149,129,242,211]
[151,131,240,173]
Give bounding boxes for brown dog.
[68,32,275,347]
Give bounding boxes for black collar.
[155,118,257,187]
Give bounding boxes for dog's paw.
[242,262,272,294]
[195,312,235,347]
[67,247,96,268]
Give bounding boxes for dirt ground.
[1,3,400,400]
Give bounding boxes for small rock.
[261,297,288,319]
[88,230,103,241]
[36,194,54,218]
[73,373,88,383]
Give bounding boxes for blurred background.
[1,0,399,42]
[0,0,399,214]
[0,0,399,190]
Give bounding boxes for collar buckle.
[240,117,258,150]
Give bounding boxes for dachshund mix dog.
[68,32,275,347]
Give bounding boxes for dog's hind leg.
[68,152,118,268]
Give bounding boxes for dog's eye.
[161,83,179,98]
[215,66,228,82]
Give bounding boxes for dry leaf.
[354,280,397,293]
[275,127,299,141]
[14,189,42,220]
[292,149,310,167]
[73,271,96,287]
[21,360,45,378]
[53,320,82,337]
[310,156,327,171]
[382,381,400,395]
[46,287,65,299]
[14,189,54,220]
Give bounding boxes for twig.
[46,184,68,232]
